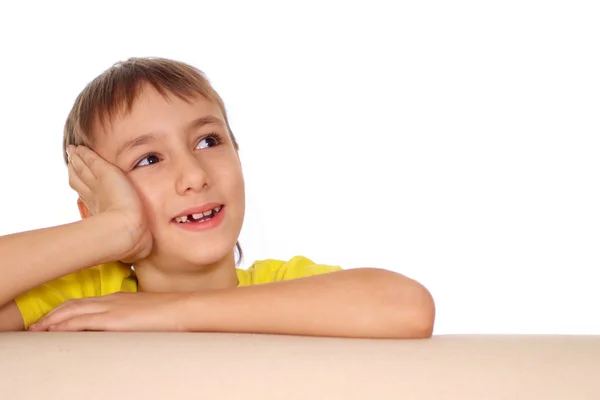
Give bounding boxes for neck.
[134,251,239,293]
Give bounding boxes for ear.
[77,198,92,219]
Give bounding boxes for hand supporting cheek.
[28,292,189,332]
[66,145,153,264]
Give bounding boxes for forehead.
[93,85,225,153]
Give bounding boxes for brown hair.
[63,57,243,264]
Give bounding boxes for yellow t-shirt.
[14,256,342,329]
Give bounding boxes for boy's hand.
[67,145,153,263]
[28,292,186,332]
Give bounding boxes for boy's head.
[63,57,245,267]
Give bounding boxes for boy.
[0,57,435,337]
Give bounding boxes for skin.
[1,84,436,337]
[85,87,246,292]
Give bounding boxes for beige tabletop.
[1,333,599,399]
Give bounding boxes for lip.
[173,202,224,219]
[171,204,225,232]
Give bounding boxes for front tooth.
[202,210,212,217]
[192,213,204,220]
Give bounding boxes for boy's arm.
[0,301,23,331]
[0,214,132,310]
[0,145,152,331]
[186,268,435,338]
[31,268,436,339]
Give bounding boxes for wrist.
[102,211,151,264]
[176,291,224,332]
[175,292,205,332]
[86,213,141,264]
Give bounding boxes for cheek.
[230,173,246,221]
[129,175,167,225]
[235,173,246,204]
[208,152,244,193]
[221,165,245,202]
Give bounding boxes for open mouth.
[172,205,224,224]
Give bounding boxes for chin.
[190,248,233,267]
[154,215,243,268]
[164,239,236,268]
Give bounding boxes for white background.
[0,1,598,335]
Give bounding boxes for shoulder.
[42,262,136,295]
[17,262,134,298]
[14,262,137,329]
[236,255,342,286]
[96,262,138,293]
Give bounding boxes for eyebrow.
[116,115,225,157]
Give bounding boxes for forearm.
[182,269,435,339]
[0,214,129,306]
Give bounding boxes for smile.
[173,205,223,223]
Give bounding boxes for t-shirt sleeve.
[276,255,343,280]
[243,255,343,285]
[13,262,134,329]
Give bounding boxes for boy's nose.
[173,153,209,195]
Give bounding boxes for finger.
[67,158,92,199]
[75,146,112,178]
[70,147,97,184]
[48,312,109,332]
[30,299,104,331]
[30,301,83,331]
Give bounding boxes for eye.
[135,154,160,168]
[196,133,221,150]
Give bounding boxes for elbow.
[394,286,435,339]
[369,269,436,339]
[404,287,435,339]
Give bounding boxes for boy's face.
[91,85,245,268]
